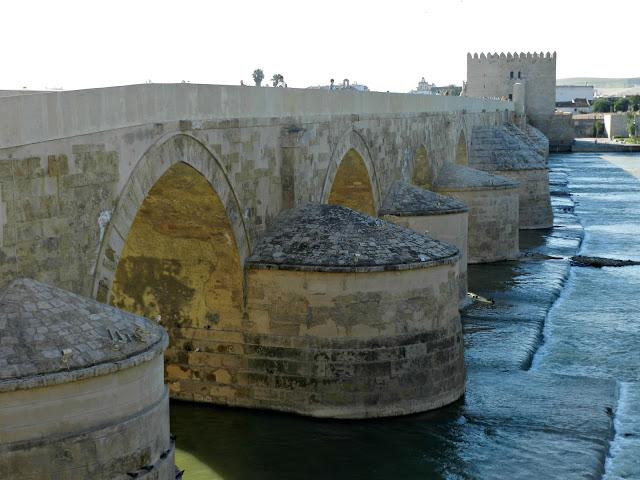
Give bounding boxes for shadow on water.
[170,398,467,480]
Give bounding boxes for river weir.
[170,152,640,479]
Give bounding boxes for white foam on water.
[530,267,577,371]
[603,382,640,480]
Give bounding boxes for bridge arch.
[455,128,469,166]
[321,130,380,216]
[411,144,435,189]
[93,134,250,322]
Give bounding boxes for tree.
[593,119,604,137]
[592,98,612,113]
[271,73,284,87]
[252,69,264,87]
[629,95,640,112]
[614,97,630,112]
[627,113,637,137]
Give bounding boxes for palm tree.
[252,69,264,87]
[271,74,284,87]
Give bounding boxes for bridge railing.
[0,83,511,149]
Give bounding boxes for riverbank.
[573,138,640,153]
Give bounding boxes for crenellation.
[468,51,558,63]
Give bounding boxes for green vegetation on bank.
[592,96,640,113]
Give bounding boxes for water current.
[171,152,640,480]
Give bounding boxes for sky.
[2,0,638,93]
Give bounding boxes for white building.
[556,98,592,114]
[307,79,369,92]
[556,85,594,103]
[410,77,437,95]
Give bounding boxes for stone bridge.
[0,84,550,420]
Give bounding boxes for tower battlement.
[467,52,556,62]
[464,49,557,124]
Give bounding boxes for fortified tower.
[464,52,556,137]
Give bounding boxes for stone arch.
[94,133,253,401]
[455,129,469,166]
[411,144,434,189]
[93,133,250,308]
[321,130,380,216]
[327,149,377,216]
[110,160,245,335]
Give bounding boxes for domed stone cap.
[0,278,168,393]
[247,204,459,272]
[469,124,546,171]
[379,181,468,216]
[433,163,519,192]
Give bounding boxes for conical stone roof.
[379,181,468,216]
[247,204,459,272]
[0,278,168,392]
[433,163,519,192]
[469,123,546,171]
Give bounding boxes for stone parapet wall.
[0,83,511,149]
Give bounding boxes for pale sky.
[2,0,638,92]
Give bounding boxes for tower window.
[508,94,513,101]
[510,71,514,79]
[518,71,521,79]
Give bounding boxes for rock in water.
[570,255,640,268]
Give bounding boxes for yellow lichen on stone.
[412,145,433,188]
[455,131,468,166]
[110,161,244,387]
[328,149,376,216]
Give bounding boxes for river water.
[171,152,640,480]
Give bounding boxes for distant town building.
[556,98,592,114]
[308,78,369,92]
[409,77,437,95]
[556,85,594,103]
[555,86,594,113]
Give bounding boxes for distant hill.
[557,77,640,88]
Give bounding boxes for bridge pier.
[380,181,469,305]
[433,163,520,263]
[244,204,465,418]
[468,123,553,229]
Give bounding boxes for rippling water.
[171,152,640,480]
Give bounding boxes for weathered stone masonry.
[0,278,173,480]
[0,84,520,419]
